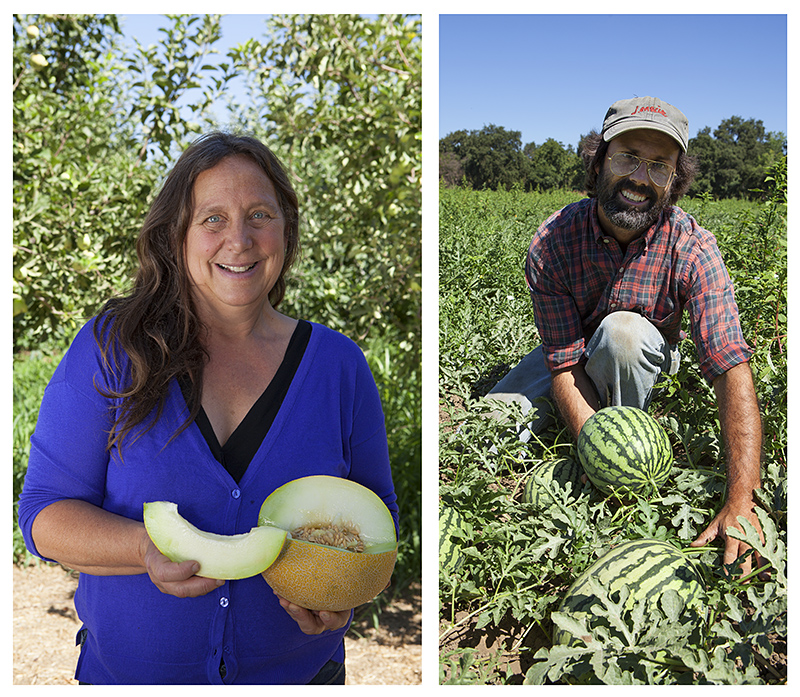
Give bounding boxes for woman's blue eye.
[207,215,221,223]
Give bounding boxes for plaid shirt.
[525,197,752,382]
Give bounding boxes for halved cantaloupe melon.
[258,475,397,612]
[143,501,287,580]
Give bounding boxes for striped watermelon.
[577,406,672,496]
[553,538,705,647]
[439,503,466,573]
[523,457,583,509]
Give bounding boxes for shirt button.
[610,302,618,308]
[618,267,625,273]
[231,489,241,499]
[219,596,229,608]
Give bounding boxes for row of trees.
[440,125,584,192]
[440,118,786,200]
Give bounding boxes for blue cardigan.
[18,318,398,684]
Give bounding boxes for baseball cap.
[602,96,689,152]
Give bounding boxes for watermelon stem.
[735,561,773,585]
[638,654,691,670]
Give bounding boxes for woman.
[17,132,398,684]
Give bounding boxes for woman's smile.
[215,261,259,274]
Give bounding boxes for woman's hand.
[141,536,224,598]
[275,594,351,635]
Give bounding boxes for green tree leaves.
[231,14,422,376]
[122,14,232,161]
[686,117,785,200]
[440,125,532,191]
[13,14,153,348]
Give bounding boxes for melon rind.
[439,503,466,574]
[523,457,583,509]
[262,539,397,612]
[577,406,673,497]
[143,501,287,580]
[554,538,705,647]
[258,476,398,611]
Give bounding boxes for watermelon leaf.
[670,501,706,540]
[659,588,685,623]
[725,508,786,587]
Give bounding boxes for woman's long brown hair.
[94,132,300,453]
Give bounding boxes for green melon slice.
[143,501,287,580]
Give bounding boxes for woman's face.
[184,155,286,321]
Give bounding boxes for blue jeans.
[583,311,679,409]
[307,658,346,685]
[485,311,678,437]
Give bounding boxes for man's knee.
[587,311,658,366]
[585,311,671,409]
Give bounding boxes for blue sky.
[119,13,269,53]
[439,14,788,150]
[118,14,268,123]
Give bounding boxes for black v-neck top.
[178,320,312,484]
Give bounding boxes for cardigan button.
[219,596,229,608]
[231,489,241,499]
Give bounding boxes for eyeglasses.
[607,152,675,188]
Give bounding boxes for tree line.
[440,117,786,200]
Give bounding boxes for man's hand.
[550,363,600,439]
[275,594,351,635]
[702,362,765,580]
[691,494,768,580]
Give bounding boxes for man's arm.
[691,361,765,577]
[550,362,600,439]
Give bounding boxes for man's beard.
[596,168,670,232]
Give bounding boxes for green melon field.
[438,161,787,684]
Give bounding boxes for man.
[496,96,763,577]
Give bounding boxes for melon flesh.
[258,475,397,611]
[143,501,287,580]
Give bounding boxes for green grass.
[438,168,787,684]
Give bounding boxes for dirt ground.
[12,562,421,685]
